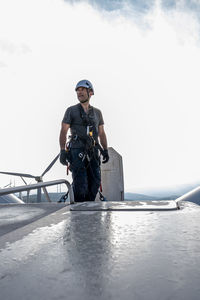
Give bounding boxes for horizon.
[2,177,199,198]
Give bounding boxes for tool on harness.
[99,190,107,201]
[78,152,84,159]
[58,191,69,203]
[66,164,70,175]
[98,183,107,201]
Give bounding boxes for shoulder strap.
[78,103,95,126]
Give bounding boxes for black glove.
[102,149,109,164]
[60,150,68,165]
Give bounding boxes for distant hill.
[124,193,180,201]
[124,193,158,201]
[21,182,200,203]
[127,182,200,199]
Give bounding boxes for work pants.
[70,147,101,202]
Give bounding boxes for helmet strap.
[87,88,90,99]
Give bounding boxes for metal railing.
[0,179,74,204]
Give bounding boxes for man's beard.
[79,98,89,103]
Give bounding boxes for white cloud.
[0,61,7,68]
[0,0,200,190]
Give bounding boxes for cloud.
[65,0,200,32]
[65,0,200,17]
[20,44,32,54]
[0,39,31,69]
[0,39,17,54]
[1,0,200,189]
[162,0,200,11]
[0,61,7,68]
[162,0,200,21]
[65,0,155,13]
[0,39,31,55]
[63,0,200,40]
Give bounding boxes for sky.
[1,0,200,192]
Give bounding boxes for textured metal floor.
[70,200,179,211]
[0,201,200,300]
[0,203,68,236]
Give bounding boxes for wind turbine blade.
[41,153,60,177]
[0,171,35,178]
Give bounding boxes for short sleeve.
[98,110,104,126]
[62,107,72,124]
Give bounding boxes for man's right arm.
[59,123,70,150]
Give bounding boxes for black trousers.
[70,148,101,202]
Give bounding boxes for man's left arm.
[98,125,108,150]
[98,125,109,163]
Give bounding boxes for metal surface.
[0,194,24,204]
[100,147,124,201]
[0,203,68,236]
[70,200,179,211]
[1,201,200,300]
[176,186,200,205]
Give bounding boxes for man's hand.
[102,149,109,164]
[60,150,68,165]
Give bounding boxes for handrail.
[175,186,200,206]
[0,179,74,204]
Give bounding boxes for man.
[59,79,109,202]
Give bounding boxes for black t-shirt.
[62,103,104,148]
